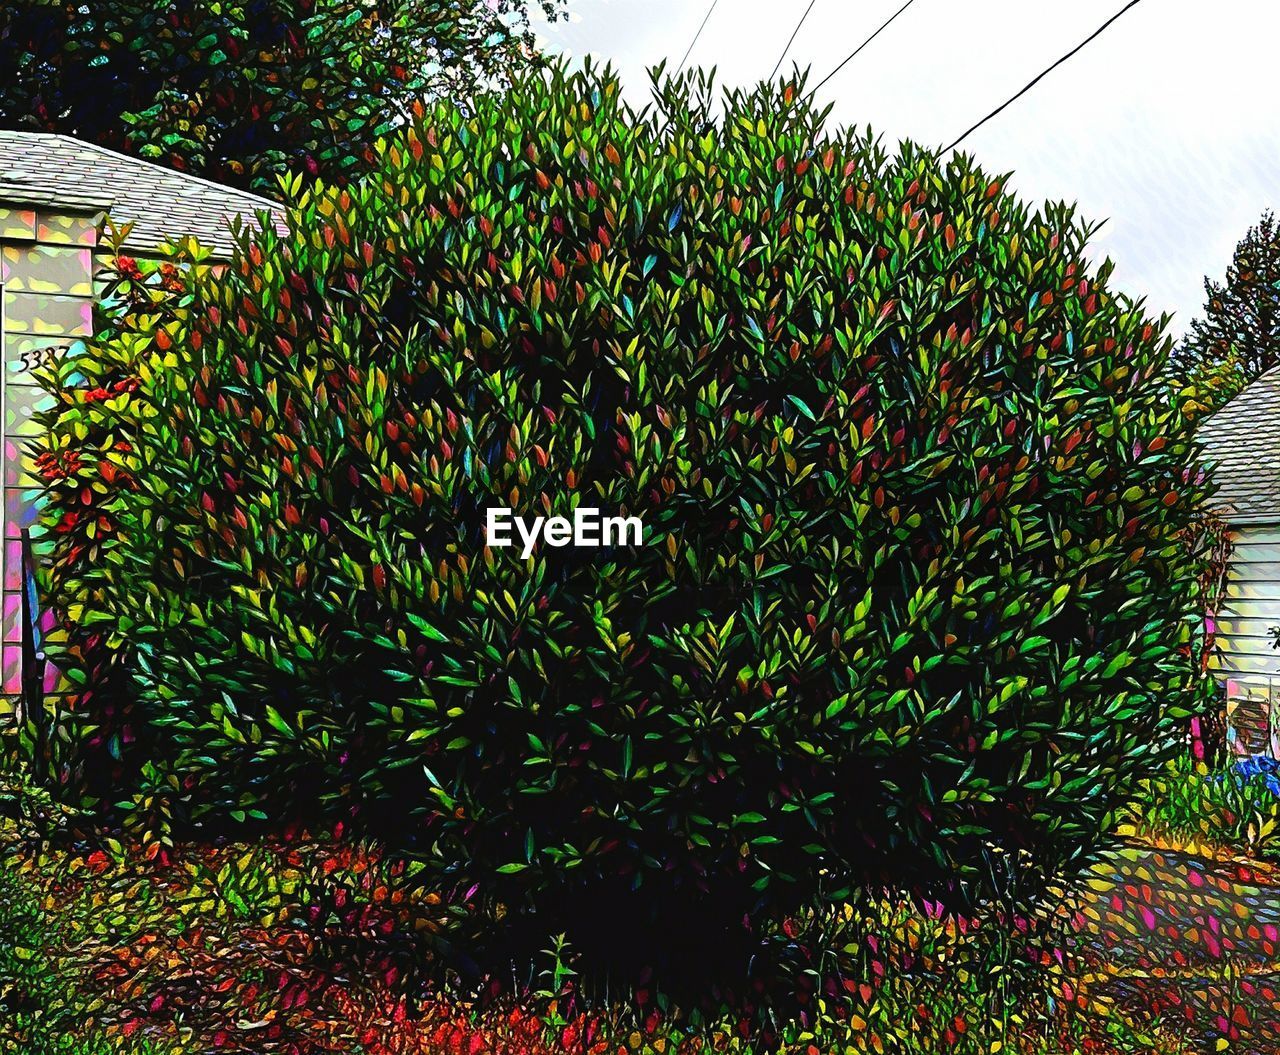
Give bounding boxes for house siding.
[0,206,98,705]
[1215,523,1280,679]
[1213,522,1280,755]
[0,132,286,717]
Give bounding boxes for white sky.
[533,0,1280,336]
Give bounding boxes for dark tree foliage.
[0,0,563,196]
[36,66,1210,981]
[1176,210,1280,417]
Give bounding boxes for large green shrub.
[37,67,1209,967]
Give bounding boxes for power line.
[675,0,721,74]
[942,0,1144,154]
[810,0,919,97]
[769,0,820,83]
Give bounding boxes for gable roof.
[1198,365,1280,523]
[0,130,287,258]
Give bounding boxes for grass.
[0,851,170,1055]
[9,756,1274,1052]
[1121,753,1280,859]
[0,829,1188,1054]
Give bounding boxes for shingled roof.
[1198,365,1280,522]
[0,130,286,258]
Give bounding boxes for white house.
[1197,367,1280,756]
[0,130,285,708]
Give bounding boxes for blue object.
[1228,755,1280,797]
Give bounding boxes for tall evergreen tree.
[1176,210,1280,417]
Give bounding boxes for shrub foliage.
[37,66,1209,958]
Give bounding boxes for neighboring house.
[1198,366,1280,756]
[0,131,285,702]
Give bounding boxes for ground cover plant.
[0,810,1206,1055]
[1123,753,1280,860]
[8,744,1278,1054]
[31,62,1212,988]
